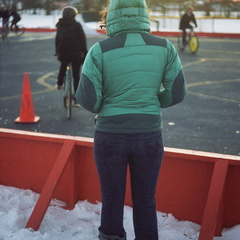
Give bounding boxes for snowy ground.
[1,185,240,240]
[1,11,240,240]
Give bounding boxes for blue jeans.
[94,131,164,240]
[182,25,193,46]
[57,54,82,92]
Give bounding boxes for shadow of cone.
[15,72,40,123]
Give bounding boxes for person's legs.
[94,131,129,239]
[57,59,69,87]
[129,131,164,240]
[10,20,15,29]
[2,19,9,31]
[187,25,193,42]
[182,28,187,46]
[15,20,20,31]
[183,25,193,46]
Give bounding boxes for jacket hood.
[106,0,150,37]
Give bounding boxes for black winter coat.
[0,9,10,21]
[179,12,197,29]
[55,18,87,58]
[10,10,21,21]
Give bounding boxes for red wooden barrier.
[25,140,75,231]
[0,128,240,240]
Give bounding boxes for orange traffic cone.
[15,73,40,123]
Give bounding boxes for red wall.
[0,128,240,239]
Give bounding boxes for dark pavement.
[0,32,239,156]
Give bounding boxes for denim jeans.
[57,53,82,92]
[182,25,193,46]
[94,131,164,240]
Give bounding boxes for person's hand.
[99,24,106,29]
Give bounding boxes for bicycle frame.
[63,64,75,120]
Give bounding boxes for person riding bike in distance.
[55,6,87,106]
[10,6,21,31]
[0,4,10,29]
[179,6,197,49]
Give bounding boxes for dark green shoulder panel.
[99,34,127,53]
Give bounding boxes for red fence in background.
[2,27,238,38]
[96,28,240,38]
[0,128,240,240]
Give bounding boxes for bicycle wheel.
[15,25,25,36]
[189,35,199,53]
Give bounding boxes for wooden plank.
[25,140,75,231]
[198,160,229,240]
[65,152,76,210]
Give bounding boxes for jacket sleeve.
[77,22,88,54]
[55,31,58,55]
[75,44,103,113]
[192,14,197,27]
[158,41,187,108]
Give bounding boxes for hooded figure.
[76,0,187,239]
[0,4,10,26]
[55,6,87,97]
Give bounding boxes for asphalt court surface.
[0,33,239,156]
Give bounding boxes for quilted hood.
[106,0,150,37]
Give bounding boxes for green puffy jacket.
[75,0,187,133]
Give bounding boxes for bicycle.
[63,64,75,120]
[178,28,199,54]
[1,21,25,41]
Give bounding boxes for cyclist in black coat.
[55,6,87,102]
[179,6,197,47]
[0,4,10,28]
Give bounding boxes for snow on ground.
[18,11,100,35]
[0,184,240,240]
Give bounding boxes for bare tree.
[45,0,53,15]
[21,0,42,14]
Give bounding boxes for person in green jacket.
[75,0,187,239]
